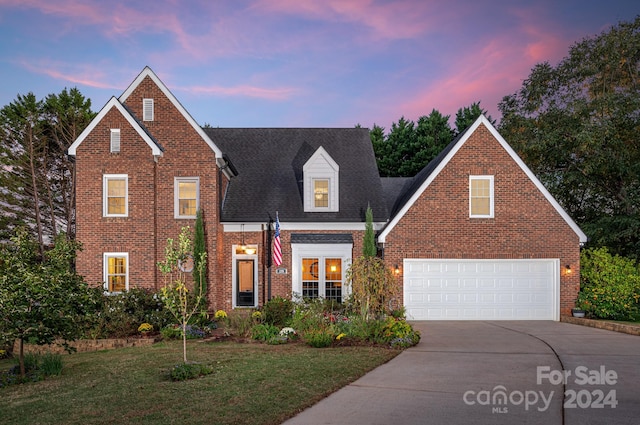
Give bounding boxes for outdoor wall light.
[565,265,572,274]
[394,265,400,274]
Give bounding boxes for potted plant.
[571,308,586,318]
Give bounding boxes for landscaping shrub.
[161,324,206,340]
[251,323,280,341]
[89,288,173,338]
[169,362,214,381]
[226,310,255,338]
[263,296,294,327]
[576,247,640,321]
[304,328,335,348]
[0,352,64,388]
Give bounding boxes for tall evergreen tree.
[363,205,376,258]
[454,101,495,134]
[193,209,207,296]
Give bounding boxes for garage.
[403,259,559,321]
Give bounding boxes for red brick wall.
[383,124,582,316]
[75,76,220,305]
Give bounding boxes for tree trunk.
[27,126,44,257]
[19,338,25,377]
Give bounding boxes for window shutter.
[143,98,154,121]
[110,129,120,153]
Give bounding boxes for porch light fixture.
[239,224,256,255]
[565,265,572,274]
[394,265,400,275]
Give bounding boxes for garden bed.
[13,336,160,355]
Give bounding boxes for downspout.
[153,155,159,291]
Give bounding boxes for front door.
[236,259,255,307]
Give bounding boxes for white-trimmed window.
[110,129,120,153]
[103,253,128,293]
[174,177,199,218]
[303,147,339,212]
[103,174,128,217]
[469,175,494,218]
[143,98,154,121]
[292,244,351,302]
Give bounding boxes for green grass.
[0,340,399,425]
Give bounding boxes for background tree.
[42,88,95,239]
[0,88,94,247]
[0,228,98,376]
[498,17,640,258]
[372,110,453,177]
[454,101,495,134]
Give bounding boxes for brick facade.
[381,124,582,316]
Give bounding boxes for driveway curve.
[283,321,640,425]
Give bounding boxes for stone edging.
[560,316,640,336]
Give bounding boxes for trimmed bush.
[263,296,294,328]
[576,247,640,321]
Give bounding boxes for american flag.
[273,213,282,266]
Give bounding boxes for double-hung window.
[469,175,494,218]
[174,177,199,218]
[104,253,128,293]
[103,174,128,217]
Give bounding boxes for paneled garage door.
[403,259,559,320]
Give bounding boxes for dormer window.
[143,98,154,121]
[303,147,339,212]
[313,179,329,208]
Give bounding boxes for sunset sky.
[0,0,637,130]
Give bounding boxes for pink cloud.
[251,0,446,40]
[18,60,122,90]
[181,84,298,100]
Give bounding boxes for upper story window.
[174,177,199,218]
[110,129,120,153]
[469,175,494,218]
[313,179,329,208]
[143,98,154,121]
[104,252,128,293]
[303,147,339,212]
[103,174,128,217]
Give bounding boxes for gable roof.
[205,127,388,223]
[378,115,588,244]
[119,66,223,159]
[67,96,163,156]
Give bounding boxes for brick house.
[68,67,587,320]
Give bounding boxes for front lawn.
[0,340,398,425]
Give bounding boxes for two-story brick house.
[69,67,587,320]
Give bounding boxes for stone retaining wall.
[561,316,640,336]
[13,337,159,355]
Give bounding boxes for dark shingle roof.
[205,128,388,223]
[290,234,354,244]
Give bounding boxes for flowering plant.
[252,311,262,321]
[279,327,296,337]
[138,323,153,333]
[214,310,228,320]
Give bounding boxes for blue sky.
[0,0,637,131]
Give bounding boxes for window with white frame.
[292,243,351,303]
[103,253,128,293]
[110,129,120,153]
[103,174,128,217]
[143,98,154,121]
[469,175,494,218]
[174,177,199,218]
[303,147,339,212]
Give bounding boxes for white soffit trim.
[67,97,162,157]
[119,66,223,159]
[378,115,587,244]
[222,222,387,232]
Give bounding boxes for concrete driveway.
[283,321,640,425]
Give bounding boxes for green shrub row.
[576,247,640,321]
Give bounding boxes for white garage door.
[403,259,559,321]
